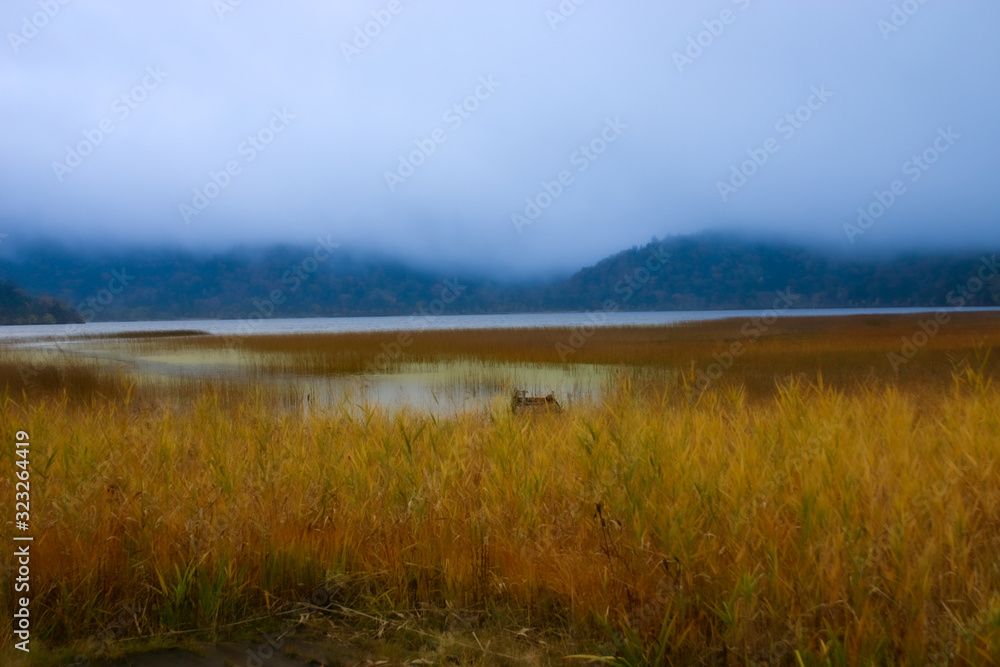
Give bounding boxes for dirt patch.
[87,638,363,667]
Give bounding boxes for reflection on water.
[2,337,637,414]
[7,307,992,412]
[326,361,614,413]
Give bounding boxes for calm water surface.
[5,308,997,413]
[2,307,997,341]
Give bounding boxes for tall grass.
[1,315,999,664]
[1,371,999,663]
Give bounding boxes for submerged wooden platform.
[511,389,562,414]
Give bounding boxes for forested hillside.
[0,279,83,325]
[1,235,997,322]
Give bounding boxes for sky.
[1,0,998,277]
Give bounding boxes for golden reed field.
[2,312,1000,665]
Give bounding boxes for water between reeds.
[2,336,661,414]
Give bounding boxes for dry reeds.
[1,314,999,664]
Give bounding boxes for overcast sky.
[1,0,998,276]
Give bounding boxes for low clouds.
[1,0,998,276]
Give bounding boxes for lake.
[2,306,998,341]
[6,307,999,414]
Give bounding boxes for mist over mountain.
[3,2,999,271]
[0,279,83,325]
[1,233,997,324]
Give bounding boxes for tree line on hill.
[0,234,997,323]
[0,279,84,325]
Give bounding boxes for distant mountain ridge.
[0,234,997,323]
[0,279,84,325]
